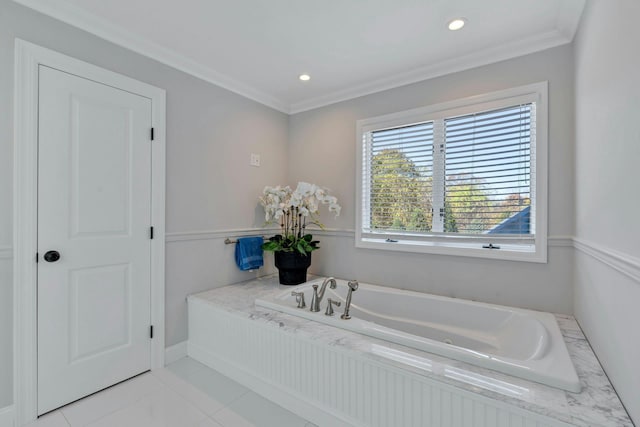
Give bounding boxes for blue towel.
[234,236,264,271]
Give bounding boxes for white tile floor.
[27,357,317,427]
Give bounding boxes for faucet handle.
[291,291,306,308]
[325,298,341,316]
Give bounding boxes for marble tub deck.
[189,275,633,427]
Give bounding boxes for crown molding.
[14,0,582,115]
[289,29,571,114]
[11,0,290,114]
[556,0,586,40]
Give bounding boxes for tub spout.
[310,285,319,312]
[341,280,359,320]
[310,277,337,312]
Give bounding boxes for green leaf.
[296,241,307,255]
[262,233,320,254]
[262,240,281,252]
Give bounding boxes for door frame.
[13,39,166,425]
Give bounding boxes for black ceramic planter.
[274,251,312,285]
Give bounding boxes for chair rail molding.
[167,228,589,254]
[165,227,280,243]
[573,237,640,283]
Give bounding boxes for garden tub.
[255,278,581,392]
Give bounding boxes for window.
[356,82,547,262]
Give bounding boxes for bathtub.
[255,278,581,393]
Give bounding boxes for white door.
[37,65,153,414]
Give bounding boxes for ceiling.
[14,0,585,113]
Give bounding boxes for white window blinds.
[363,103,535,237]
[365,122,434,232]
[357,82,547,262]
[444,104,534,235]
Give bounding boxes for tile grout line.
[30,363,310,427]
[157,365,251,421]
[163,359,313,426]
[209,388,251,415]
[202,414,226,427]
[150,369,221,418]
[62,393,149,427]
[60,410,72,427]
[164,361,252,416]
[191,413,213,427]
[60,374,163,427]
[85,379,209,427]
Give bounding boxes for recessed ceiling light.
[448,18,466,31]
[299,74,311,81]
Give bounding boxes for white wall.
[0,0,288,409]
[289,45,575,314]
[573,0,640,423]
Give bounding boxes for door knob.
[43,250,60,262]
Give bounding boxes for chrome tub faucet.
[310,277,337,312]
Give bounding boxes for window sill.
[356,237,547,263]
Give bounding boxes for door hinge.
[150,226,154,239]
[151,127,155,141]
[36,252,39,263]
[150,325,154,339]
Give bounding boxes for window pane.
[444,104,533,235]
[368,122,434,232]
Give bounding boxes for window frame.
[355,82,548,263]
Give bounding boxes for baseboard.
[164,341,188,365]
[0,405,14,427]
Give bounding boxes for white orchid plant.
[259,182,341,255]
